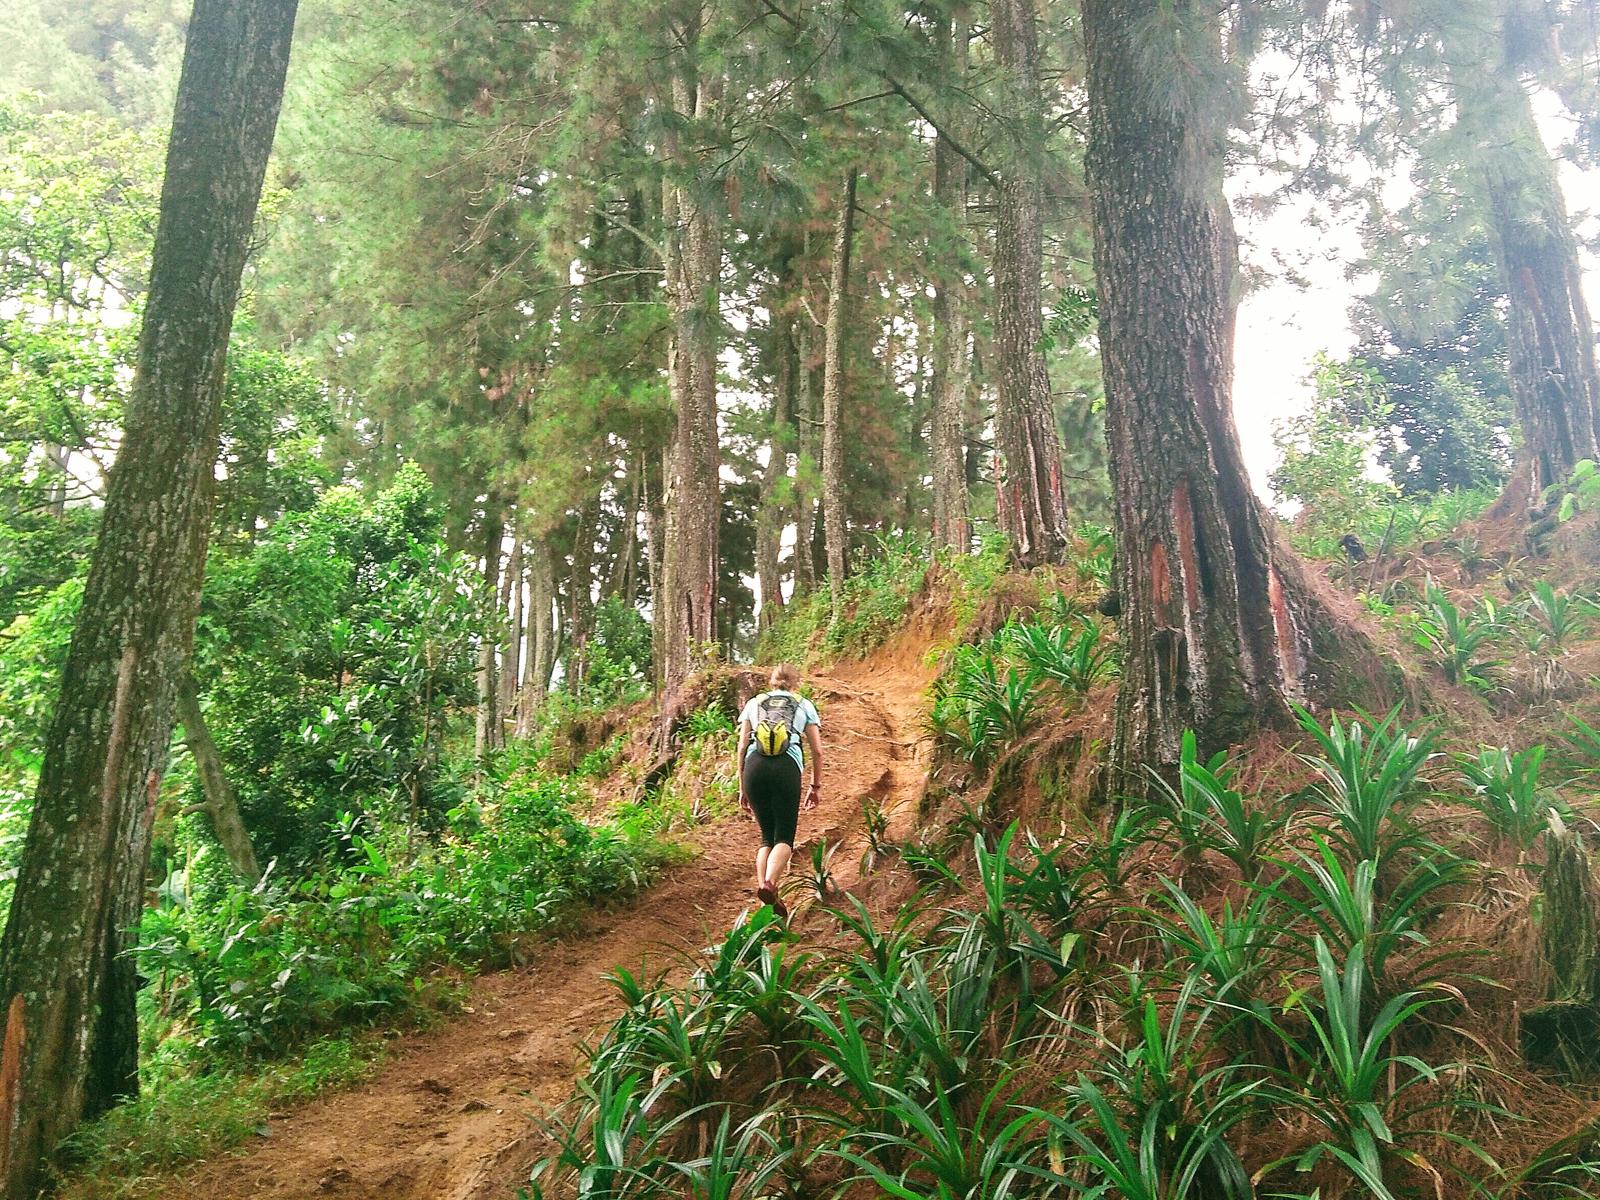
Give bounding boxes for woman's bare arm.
[737,721,753,816]
[804,724,823,808]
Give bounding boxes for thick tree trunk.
[793,321,819,596]
[930,32,972,552]
[1084,0,1373,793]
[655,54,723,697]
[756,287,798,629]
[175,677,261,884]
[822,169,859,625]
[1448,52,1600,500]
[0,3,297,1193]
[989,0,1070,568]
[474,506,504,758]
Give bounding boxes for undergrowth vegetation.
[928,595,1117,770]
[759,533,941,665]
[532,707,1600,1199]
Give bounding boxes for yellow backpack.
[752,692,801,757]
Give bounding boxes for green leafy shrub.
[137,774,659,1053]
[759,533,933,664]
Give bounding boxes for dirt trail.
[171,658,931,1200]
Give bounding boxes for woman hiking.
[737,664,822,919]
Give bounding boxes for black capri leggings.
[743,753,801,848]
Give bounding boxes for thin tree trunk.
[990,0,1070,568]
[1446,47,1600,500]
[644,452,665,627]
[0,3,297,1193]
[500,541,523,719]
[567,491,599,689]
[756,284,797,629]
[822,169,859,625]
[605,457,642,605]
[1084,0,1385,793]
[474,505,503,758]
[793,321,818,595]
[655,48,723,697]
[516,538,555,737]
[930,13,973,552]
[175,677,261,883]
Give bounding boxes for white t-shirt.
[739,690,821,770]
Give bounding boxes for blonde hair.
[768,663,800,690]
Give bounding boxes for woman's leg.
[764,842,793,888]
[761,761,802,889]
[744,754,780,898]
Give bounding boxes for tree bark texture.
[474,506,504,758]
[822,169,859,626]
[500,541,523,719]
[567,490,599,689]
[989,0,1070,568]
[756,298,797,629]
[516,538,557,737]
[1447,49,1600,498]
[175,678,261,884]
[0,2,298,1193]
[655,50,723,697]
[930,17,973,552]
[793,321,819,596]
[1084,0,1370,792]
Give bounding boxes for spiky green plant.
[1459,745,1569,852]
[829,1074,1041,1200]
[1523,580,1588,655]
[1023,975,1257,1199]
[1009,618,1118,700]
[1294,706,1435,869]
[1254,939,1489,1199]
[1265,835,1468,1000]
[1151,731,1283,877]
[1411,581,1504,690]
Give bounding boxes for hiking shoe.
[771,895,789,920]
[756,884,778,907]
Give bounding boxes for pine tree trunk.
[1084,0,1379,792]
[644,453,664,622]
[605,458,642,605]
[793,321,819,595]
[930,20,972,553]
[989,0,1070,568]
[0,3,297,1192]
[1447,53,1600,500]
[516,538,555,737]
[568,492,599,689]
[175,677,261,884]
[822,169,859,625]
[655,53,723,697]
[474,506,503,758]
[500,541,523,719]
[756,299,797,629]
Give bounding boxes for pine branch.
[752,0,1002,190]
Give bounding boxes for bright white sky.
[1230,96,1600,500]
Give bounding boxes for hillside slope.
[162,654,933,1200]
